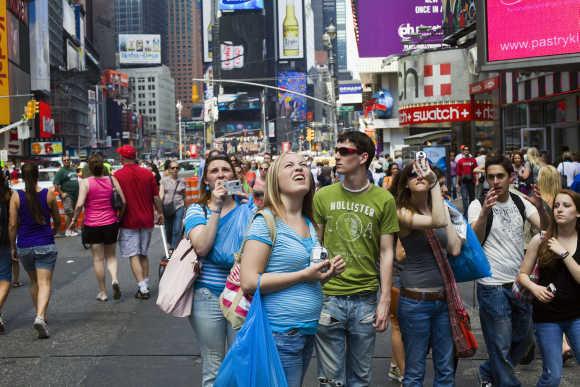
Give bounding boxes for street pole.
[176,100,183,159]
[323,22,338,147]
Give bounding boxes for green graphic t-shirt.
[313,183,399,296]
[54,167,79,202]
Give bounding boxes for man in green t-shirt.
[54,157,80,236]
[313,131,399,387]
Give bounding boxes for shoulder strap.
[235,209,277,264]
[479,197,493,247]
[510,192,526,225]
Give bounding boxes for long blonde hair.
[526,147,544,168]
[537,165,561,208]
[263,152,314,221]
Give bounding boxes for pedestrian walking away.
[8,163,60,339]
[240,152,346,387]
[69,153,126,302]
[114,145,164,300]
[313,131,400,387]
[518,189,580,387]
[0,172,12,334]
[456,146,478,217]
[184,154,254,387]
[468,155,550,387]
[53,157,80,236]
[160,161,186,250]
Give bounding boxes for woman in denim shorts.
[9,163,60,339]
[0,172,12,334]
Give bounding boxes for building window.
[149,109,156,114]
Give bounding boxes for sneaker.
[388,363,404,383]
[96,292,108,302]
[135,289,150,300]
[0,315,5,334]
[33,317,49,339]
[480,383,493,387]
[112,282,122,300]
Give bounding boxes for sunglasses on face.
[169,166,179,170]
[335,147,360,156]
[253,191,264,198]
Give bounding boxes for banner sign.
[220,0,263,10]
[469,76,500,95]
[485,0,580,62]
[399,102,495,125]
[119,34,161,65]
[277,0,304,60]
[277,71,307,122]
[30,139,64,156]
[202,0,213,63]
[0,0,10,125]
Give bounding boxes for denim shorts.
[18,244,58,272]
[0,246,11,281]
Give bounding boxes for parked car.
[176,159,201,180]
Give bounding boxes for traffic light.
[306,128,315,142]
[23,99,38,120]
[34,100,40,115]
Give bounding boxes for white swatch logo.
[500,0,523,5]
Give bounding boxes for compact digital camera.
[311,246,329,273]
[223,180,243,195]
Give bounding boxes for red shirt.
[456,156,478,178]
[114,163,159,229]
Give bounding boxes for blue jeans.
[189,287,237,387]
[398,296,454,387]
[477,284,533,387]
[164,206,184,249]
[315,293,377,387]
[534,319,580,387]
[273,330,315,387]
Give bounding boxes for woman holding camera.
[240,152,345,387]
[395,159,462,386]
[184,154,254,387]
[518,189,580,387]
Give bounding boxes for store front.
[501,71,579,161]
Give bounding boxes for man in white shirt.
[468,155,548,387]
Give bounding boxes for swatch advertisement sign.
[486,0,580,62]
[357,0,443,58]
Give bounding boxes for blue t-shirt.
[247,212,322,334]
[184,202,253,295]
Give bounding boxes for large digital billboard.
[479,0,580,70]
[486,0,579,61]
[277,72,307,122]
[278,0,304,60]
[220,0,263,11]
[357,0,443,58]
[119,34,161,65]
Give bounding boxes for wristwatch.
[560,250,570,260]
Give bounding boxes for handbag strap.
[236,209,277,263]
[108,175,118,194]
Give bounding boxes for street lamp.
[176,100,183,159]
[323,22,338,146]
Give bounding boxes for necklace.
[342,181,370,193]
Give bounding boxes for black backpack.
[478,192,526,246]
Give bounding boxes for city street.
[0,230,578,386]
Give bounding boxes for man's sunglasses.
[335,147,361,156]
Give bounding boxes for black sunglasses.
[335,147,361,156]
[253,191,264,198]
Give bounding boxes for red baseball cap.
[116,145,137,159]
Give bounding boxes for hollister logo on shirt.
[329,201,376,217]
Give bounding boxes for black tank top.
[533,237,580,323]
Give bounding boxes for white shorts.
[118,228,153,258]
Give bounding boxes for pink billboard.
[486,0,580,62]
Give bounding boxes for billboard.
[357,0,443,58]
[443,0,477,36]
[29,0,50,92]
[119,34,161,65]
[220,0,263,11]
[30,139,64,156]
[278,0,304,60]
[202,0,212,63]
[480,0,580,69]
[277,72,307,122]
[62,0,75,36]
[38,101,54,139]
[0,0,10,125]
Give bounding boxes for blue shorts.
[0,247,11,282]
[17,244,58,272]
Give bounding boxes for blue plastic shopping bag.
[215,277,288,387]
[446,201,492,282]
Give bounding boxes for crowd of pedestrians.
[0,136,579,387]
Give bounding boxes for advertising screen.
[30,139,64,156]
[220,0,263,11]
[62,0,75,36]
[357,0,443,58]
[202,0,212,63]
[278,0,304,60]
[485,0,580,62]
[277,72,307,122]
[119,34,161,65]
[29,0,50,92]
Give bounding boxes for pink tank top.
[84,177,118,227]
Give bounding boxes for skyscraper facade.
[166,0,203,119]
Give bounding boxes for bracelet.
[560,250,570,260]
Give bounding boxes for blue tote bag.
[215,276,288,387]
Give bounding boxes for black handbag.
[109,176,124,211]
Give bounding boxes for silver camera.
[223,180,243,195]
[311,246,329,272]
[416,151,427,160]
[547,283,557,294]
